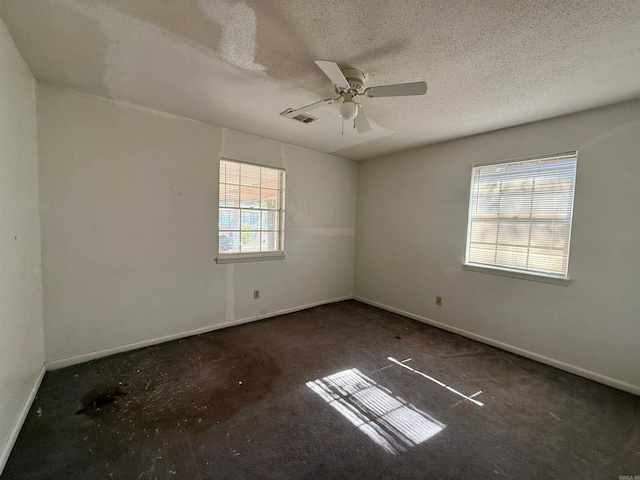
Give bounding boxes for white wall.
[37,84,357,365]
[355,99,640,393]
[0,16,44,471]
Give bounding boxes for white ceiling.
[1,0,640,161]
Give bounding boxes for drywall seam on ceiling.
[198,0,265,72]
[65,0,228,68]
[37,82,212,125]
[354,296,640,395]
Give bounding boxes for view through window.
[465,152,577,278]
[219,159,285,255]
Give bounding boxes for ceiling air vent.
[280,108,317,124]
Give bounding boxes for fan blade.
[282,98,336,118]
[315,60,350,89]
[354,105,371,134]
[364,81,427,97]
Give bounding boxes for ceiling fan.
[282,60,427,134]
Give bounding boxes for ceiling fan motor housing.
[290,59,426,135]
[339,67,365,94]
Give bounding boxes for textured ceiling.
[1,0,639,160]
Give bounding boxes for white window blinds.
[465,152,577,278]
[219,159,285,255]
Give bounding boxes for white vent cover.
[280,108,316,124]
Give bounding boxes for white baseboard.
[0,364,46,475]
[46,296,353,370]
[354,296,640,396]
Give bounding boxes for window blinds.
[466,152,577,278]
[219,159,285,255]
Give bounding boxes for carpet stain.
[76,386,127,415]
[77,339,280,432]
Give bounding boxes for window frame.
[216,157,286,264]
[463,151,577,284]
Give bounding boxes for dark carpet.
[3,300,640,479]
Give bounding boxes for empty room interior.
[1,1,640,478]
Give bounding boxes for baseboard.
[354,296,640,396]
[0,364,46,474]
[46,296,353,370]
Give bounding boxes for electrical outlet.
[435,296,442,306]
[254,290,260,300]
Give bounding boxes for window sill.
[462,263,572,286]
[216,252,285,264]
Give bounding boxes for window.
[218,159,285,259]
[465,152,577,279]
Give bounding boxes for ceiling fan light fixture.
[339,100,357,121]
[286,60,427,135]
